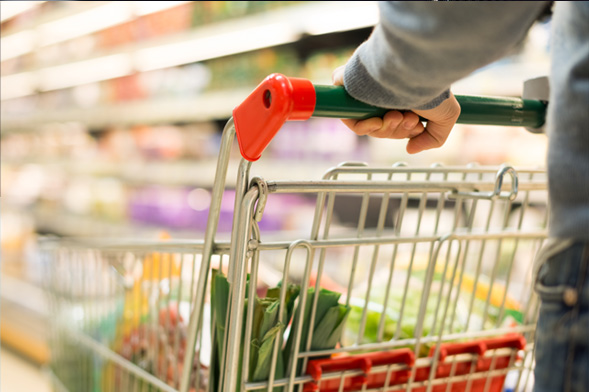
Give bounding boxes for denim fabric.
[546,2,589,240]
[534,242,589,392]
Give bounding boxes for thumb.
[407,93,460,154]
[406,121,451,154]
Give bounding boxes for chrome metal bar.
[219,158,254,391]
[405,237,445,392]
[496,179,532,325]
[153,251,164,380]
[447,169,481,333]
[224,187,259,392]
[301,244,327,389]
[394,190,412,340]
[374,171,394,342]
[248,230,546,251]
[266,225,293,392]
[481,198,513,328]
[426,240,463,392]
[514,348,535,391]
[351,173,372,344]
[285,241,314,392]
[228,159,253,283]
[428,199,461,339]
[267,180,546,194]
[172,254,186,389]
[180,119,235,392]
[321,165,546,178]
[241,252,257,390]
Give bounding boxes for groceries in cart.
[107,245,208,391]
[209,269,350,390]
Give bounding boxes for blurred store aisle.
[1,348,51,392]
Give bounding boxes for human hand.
[332,65,461,154]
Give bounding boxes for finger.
[370,111,424,139]
[341,117,384,136]
[389,112,423,139]
[381,110,404,137]
[405,121,425,138]
[366,111,403,138]
[332,65,346,85]
[401,112,421,132]
[406,121,451,154]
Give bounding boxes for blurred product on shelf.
[97,3,195,49]
[1,211,37,276]
[270,117,367,162]
[0,111,372,237]
[2,45,345,116]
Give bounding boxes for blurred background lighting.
[38,54,133,91]
[187,188,211,212]
[134,22,298,72]
[1,71,37,100]
[0,30,36,61]
[37,2,133,47]
[0,1,45,23]
[134,1,191,16]
[303,2,378,35]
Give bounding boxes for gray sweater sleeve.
[344,1,549,110]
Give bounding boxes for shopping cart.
[44,74,548,392]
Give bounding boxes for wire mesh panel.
[44,240,231,392]
[221,163,547,392]
[45,163,547,392]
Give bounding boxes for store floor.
[1,348,51,392]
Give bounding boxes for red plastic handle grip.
[232,73,316,161]
[305,349,415,391]
[306,357,371,382]
[307,350,415,381]
[483,334,526,351]
[430,341,487,363]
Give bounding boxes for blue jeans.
[534,241,589,392]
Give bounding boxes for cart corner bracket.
[233,73,316,161]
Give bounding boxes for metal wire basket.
[44,74,548,392]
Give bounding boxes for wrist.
[414,89,451,110]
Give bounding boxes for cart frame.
[45,74,548,392]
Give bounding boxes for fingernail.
[403,121,413,129]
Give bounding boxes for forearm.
[344,1,549,109]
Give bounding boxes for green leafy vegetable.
[210,271,301,391]
[284,287,351,375]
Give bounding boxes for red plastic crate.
[305,349,414,392]
[305,334,526,392]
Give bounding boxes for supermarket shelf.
[3,2,377,66]
[2,204,177,238]
[0,275,50,365]
[0,1,107,38]
[1,157,332,187]
[1,1,377,99]
[1,88,251,133]
[1,274,49,319]
[0,348,52,392]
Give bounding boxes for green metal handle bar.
[313,85,547,129]
[233,74,548,161]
